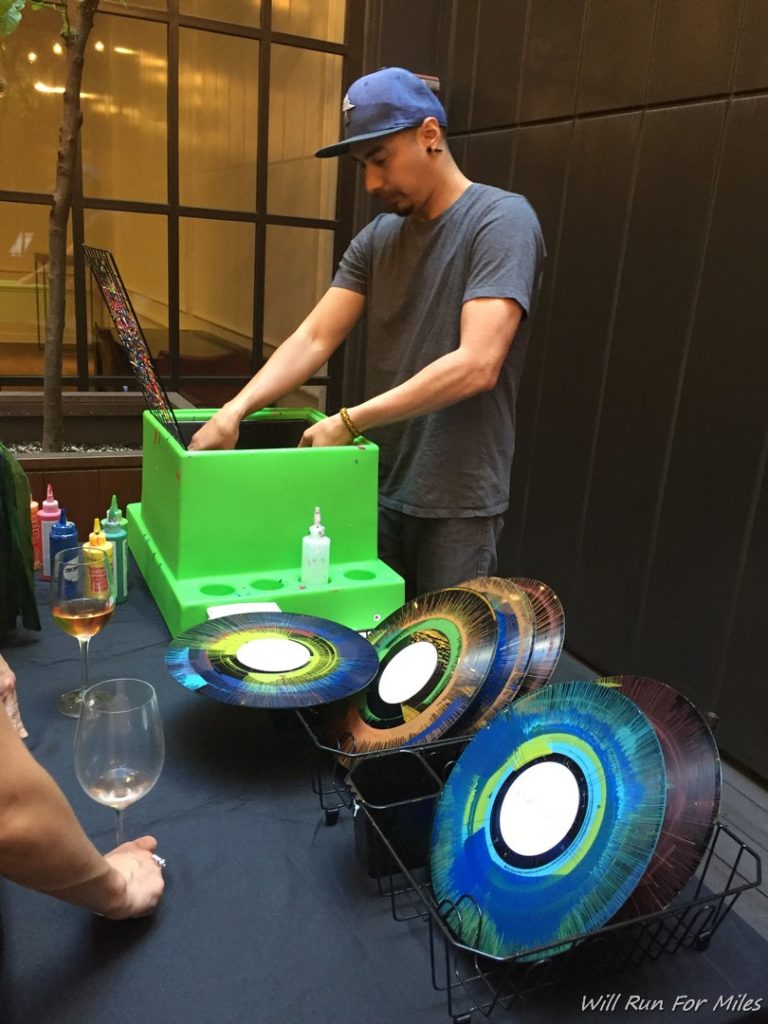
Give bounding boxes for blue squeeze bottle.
[49,509,79,573]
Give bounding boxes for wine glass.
[75,678,165,845]
[51,546,116,718]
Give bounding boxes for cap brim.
[315,126,405,159]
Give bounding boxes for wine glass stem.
[116,808,126,846]
[77,636,91,692]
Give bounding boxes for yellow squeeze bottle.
[82,518,114,598]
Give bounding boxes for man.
[190,67,544,599]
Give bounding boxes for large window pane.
[268,46,341,219]
[1,4,348,399]
[179,30,259,212]
[178,217,254,406]
[264,225,334,409]
[180,0,261,29]
[180,218,253,346]
[0,17,68,193]
[272,0,345,42]
[80,16,167,203]
[83,210,168,377]
[0,201,75,382]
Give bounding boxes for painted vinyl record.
[326,588,498,756]
[597,676,721,919]
[455,577,536,731]
[512,577,565,695]
[165,612,379,708]
[430,680,667,960]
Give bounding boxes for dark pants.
[378,506,504,602]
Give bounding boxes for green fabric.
[0,443,41,638]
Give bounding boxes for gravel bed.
[6,442,140,454]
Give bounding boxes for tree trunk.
[42,0,100,451]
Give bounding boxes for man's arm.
[188,287,366,450]
[0,708,164,919]
[299,296,523,446]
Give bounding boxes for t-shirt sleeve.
[331,219,377,296]
[463,197,545,317]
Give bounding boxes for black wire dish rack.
[295,711,763,1024]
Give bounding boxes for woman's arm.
[0,707,164,919]
[0,653,27,739]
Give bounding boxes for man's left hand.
[298,414,354,448]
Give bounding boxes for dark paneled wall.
[356,0,768,778]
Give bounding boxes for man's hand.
[187,408,241,451]
[298,414,354,448]
[0,654,27,739]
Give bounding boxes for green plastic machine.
[127,407,404,637]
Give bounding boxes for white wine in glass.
[75,678,165,845]
[51,546,116,718]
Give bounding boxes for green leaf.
[0,0,26,38]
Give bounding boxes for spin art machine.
[127,407,404,637]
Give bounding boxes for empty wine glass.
[51,546,116,718]
[75,678,165,845]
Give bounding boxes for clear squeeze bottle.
[300,506,330,586]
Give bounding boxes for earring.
[427,146,443,154]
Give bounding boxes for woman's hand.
[0,654,27,739]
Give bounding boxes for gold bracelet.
[339,407,362,440]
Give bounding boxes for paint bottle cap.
[88,518,108,547]
[107,493,122,520]
[309,506,325,538]
[42,484,59,514]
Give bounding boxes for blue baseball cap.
[315,67,447,158]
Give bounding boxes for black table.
[1,565,765,1024]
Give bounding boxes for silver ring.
[152,854,166,868]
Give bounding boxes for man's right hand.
[187,407,241,450]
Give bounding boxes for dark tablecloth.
[1,565,765,1024]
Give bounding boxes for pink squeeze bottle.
[38,483,61,580]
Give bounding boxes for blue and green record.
[165,612,379,708]
[430,680,667,959]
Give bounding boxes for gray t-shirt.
[332,183,545,517]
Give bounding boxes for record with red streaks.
[597,676,721,918]
[455,577,536,731]
[512,577,564,695]
[325,588,497,757]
